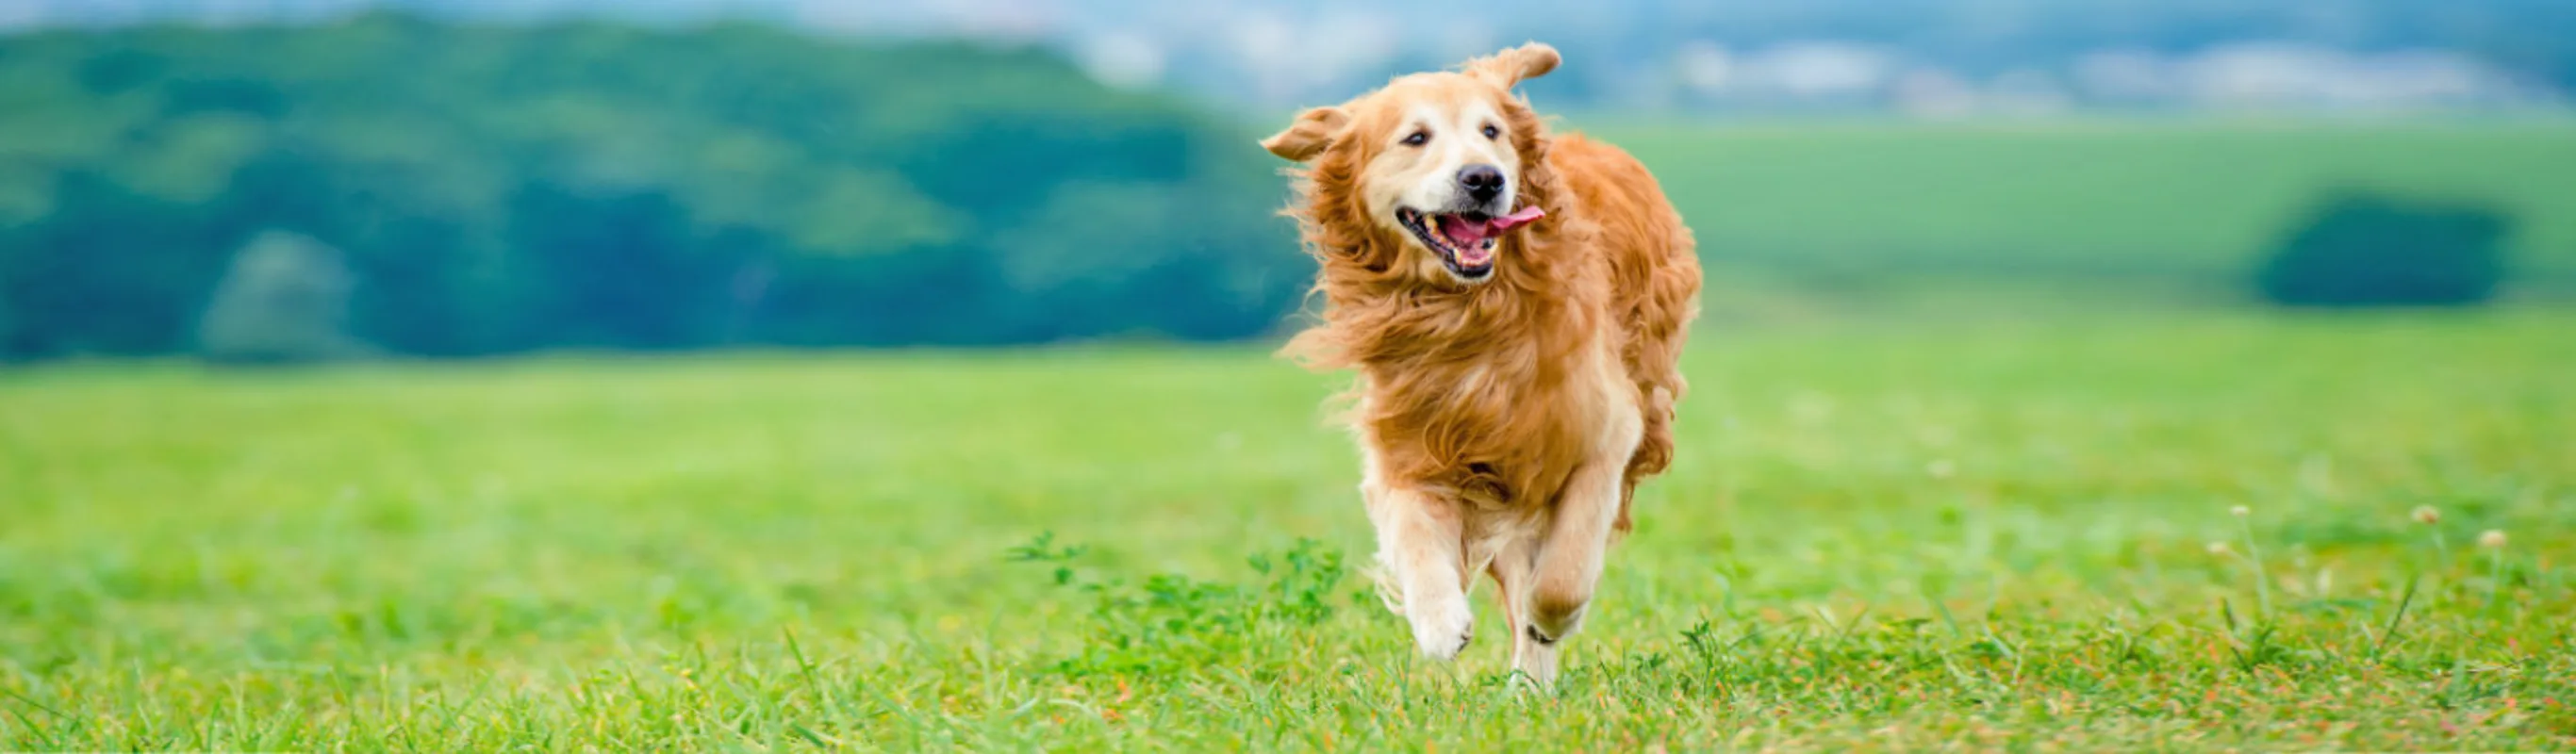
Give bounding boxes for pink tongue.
[1439,206,1546,247]
[1491,205,1545,230]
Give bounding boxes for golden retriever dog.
[1261,42,1701,686]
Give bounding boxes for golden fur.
[1262,42,1700,685]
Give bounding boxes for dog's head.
[1263,42,1560,286]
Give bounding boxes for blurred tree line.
[2259,192,2512,308]
[0,13,1304,360]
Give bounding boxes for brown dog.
[1262,42,1701,686]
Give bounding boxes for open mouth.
[1394,206,1544,279]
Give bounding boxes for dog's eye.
[1481,123,1502,139]
[1401,130,1429,147]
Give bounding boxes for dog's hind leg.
[1488,535,1558,688]
[1363,476,1474,660]
[1615,384,1677,536]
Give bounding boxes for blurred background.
[2,0,2572,362]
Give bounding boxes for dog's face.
[1263,44,1560,285]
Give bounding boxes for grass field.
[4,312,2574,749]
[1592,122,2576,280]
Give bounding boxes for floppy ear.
[1260,106,1350,162]
[1465,42,1560,89]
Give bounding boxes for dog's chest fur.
[1355,290,1634,513]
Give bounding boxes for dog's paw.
[1408,591,1474,660]
[1510,654,1559,692]
[1511,629,1561,690]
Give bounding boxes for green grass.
[1589,121,2576,278]
[4,312,2573,749]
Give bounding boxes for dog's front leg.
[1517,456,1628,687]
[1363,478,1473,660]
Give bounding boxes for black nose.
[1459,165,1505,203]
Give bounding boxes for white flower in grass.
[2206,541,2233,557]
[2411,505,2440,525]
[2229,505,2250,518]
[2479,530,2507,549]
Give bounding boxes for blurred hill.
[2,8,2571,362]
[10,0,2573,115]
[1599,123,2576,274]
[0,14,1300,359]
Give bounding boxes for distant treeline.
[0,14,1304,360]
